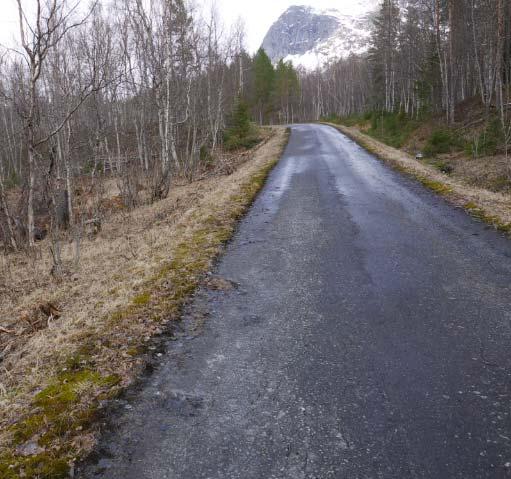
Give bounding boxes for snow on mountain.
[261,3,378,70]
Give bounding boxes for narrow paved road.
[80,124,511,479]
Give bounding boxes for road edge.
[322,122,511,235]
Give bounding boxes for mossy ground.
[0,129,289,478]
[1,369,121,478]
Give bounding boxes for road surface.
[79,124,511,479]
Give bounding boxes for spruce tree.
[252,48,275,124]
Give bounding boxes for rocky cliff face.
[261,4,377,70]
[261,6,340,63]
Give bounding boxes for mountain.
[261,3,378,70]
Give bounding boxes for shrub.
[325,110,423,149]
[367,111,421,148]
[224,134,261,151]
[423,129,464,157]
[468,118,504,157]
[223,98,262,151]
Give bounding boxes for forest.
[0,0,300,258]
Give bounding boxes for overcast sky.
[0,0,371,53]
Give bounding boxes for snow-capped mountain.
[261,3,378,70]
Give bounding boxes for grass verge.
[0,127,290,478]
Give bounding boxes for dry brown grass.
[0,127,288,478]
[326,123,511,232]
[445,152,511,193]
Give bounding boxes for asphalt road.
[79,124,511,479]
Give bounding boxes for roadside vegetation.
[0,126,289,478]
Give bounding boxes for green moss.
[34,370,99,411]
[23,454,70,478]
[464,202,490,221]
[10,414,46,445]
[0,452,70,479]
[132,292,152,306]
[0,454,18,479]
[418,177,453,195]
[497,223,511,233]
[38,407,99,447]
[11,370,120,449]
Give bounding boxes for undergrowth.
[423,129,465,157]
[325,111,422,148]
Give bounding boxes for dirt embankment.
[325,122,511,233]
[0,127,289,478]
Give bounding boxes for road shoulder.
[324,122,511,235]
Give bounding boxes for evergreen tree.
[252,48,275,124]
[227,97,251,139]
[223,96,258,150]
[274,60,300,123]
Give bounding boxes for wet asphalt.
[78,124,511,479]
